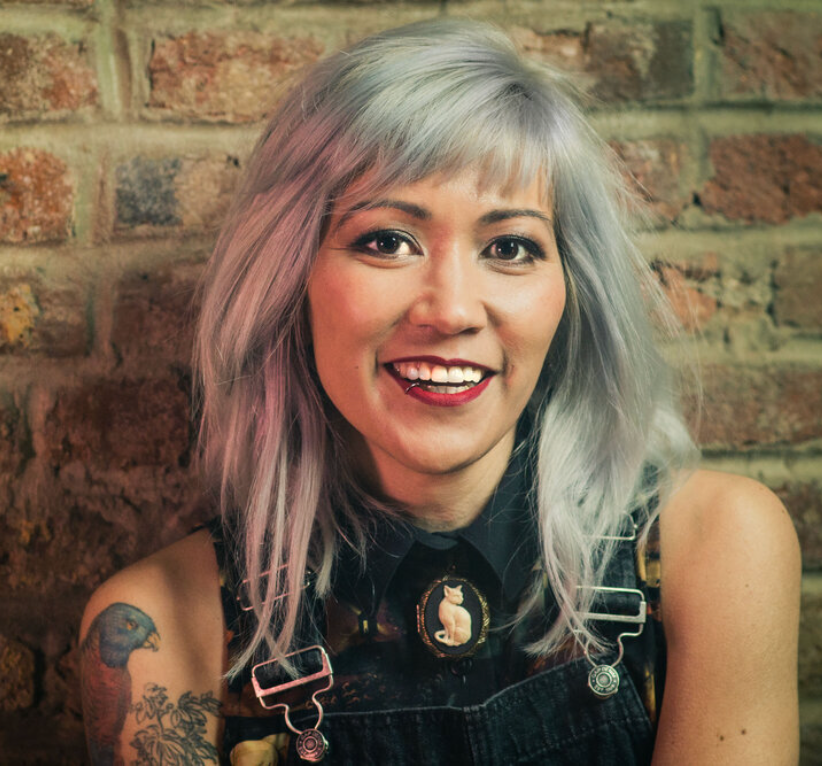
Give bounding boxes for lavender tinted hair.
[194,18,697,675]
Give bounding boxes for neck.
[358,430,516,532]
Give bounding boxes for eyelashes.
[351,230,420,257]
[485,237,546,263]
[349,229,547,265]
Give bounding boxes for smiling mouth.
[388,361,490,394]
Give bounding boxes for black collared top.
[318,444,546,711]
[214,445,665,760]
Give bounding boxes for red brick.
[587,20,693,103]
[0,276,86,356]
[802,715,822,766]
[799,586,822,697]
[0,398,24,513]
[0,469,204,594]
[114,154,241,233]
[42,377,191,470]
[0,635,35,712]
[111,264,202,364]
[2,0,92,5]
[518,20,693,103]
[0,148,73,244]
[653,260,718,333]
[699,134,822,224]
[513,28,586,72]
[772,480,822,570]
[0,398,23,476]
[690,366,822,448]
[774,248,822,330]
[718,12,822,102]
[0,510,122,593]
[0,33,98,121]
[611,139,690,222]
[55,645,82,719]
[148,31,324,122]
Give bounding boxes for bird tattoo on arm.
[81,603,160,766]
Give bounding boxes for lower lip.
[386,367,492,407]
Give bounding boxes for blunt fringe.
[193,18,698,677]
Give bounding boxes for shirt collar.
[333,442,538,613]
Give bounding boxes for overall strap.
[591,509,664,723]
[206,518,326,693]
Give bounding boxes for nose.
[405,246,488,335]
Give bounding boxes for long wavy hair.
[194,18,697,676]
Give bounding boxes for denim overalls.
[210,491,663,766]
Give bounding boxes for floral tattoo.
[130,683,221,765]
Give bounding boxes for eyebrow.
[334,200,431,231]
[334,201,553,232]
[479,209,554,227]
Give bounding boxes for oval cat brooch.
[417,576,490,659]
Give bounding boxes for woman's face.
[307,166,566,493]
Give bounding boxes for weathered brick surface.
[0,148,73,244]
[115,156,180,228]
[801,715,822,766]
[111,264,202,364]
[718,12,822,102]
[0,398,25,514]
[0,469,203,594]
[691,366,822,448]
[147,31,324,122]
[0,398,23,477]
[0,276,86,356]
[43,377,191,470]
[653,258,719,333]
[0,507,124,594]
[0,635,35,712]
[0,33,98,122]
[774,248,822,331]
[799,585,822,698]
[773,480,822,571]
[517,20,693,103]
[2,374,204,598]
[699,134,822,225]
[114,154,240,233]
[611,139,690,222]
[0,6,820,761]
[2,0,93,5]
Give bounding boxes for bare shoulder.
[652,470,801,764]
[80,528,223,654]
[659,469,800,595]
[80,529,225,765]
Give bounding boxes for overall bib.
[210,504,664,766]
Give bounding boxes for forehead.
[330,164,553,218]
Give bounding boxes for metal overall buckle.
[252,645,334,762]
[236,565,317,611]
[576,585,647,699]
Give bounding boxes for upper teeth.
[392,362,484,384]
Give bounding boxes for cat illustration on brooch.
[434,584,472,647]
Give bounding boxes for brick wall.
[0,0,820,762]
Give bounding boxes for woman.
[80,19,800,765]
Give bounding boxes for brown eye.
[486,236,544,263]
[352,229,418,258]
[126,619,137,630]
[374,233,403,254]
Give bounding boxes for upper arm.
[79,529,226,765]
[652,471,801,765]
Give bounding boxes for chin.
[381,432,506,477]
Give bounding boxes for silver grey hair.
[194,18,697,675]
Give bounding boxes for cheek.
[307,270,388,381]
[506,276,567,366]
